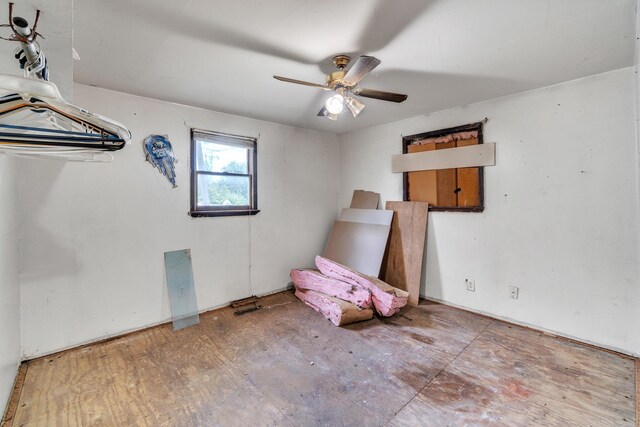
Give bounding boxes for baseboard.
[636,359,640,427]
[22,285,295,362]
[1,363,27,427]
[422,295,639,359]
[22,287,635,361]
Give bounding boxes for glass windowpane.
[196,140,248,174]
[197,174,250,207]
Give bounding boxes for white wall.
[0,0,72,413]
[19,84,339,358]
[0,156,20,415]
[633,0,640,351]
[339,67,640,356]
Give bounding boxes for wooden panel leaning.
[383,201,429,306]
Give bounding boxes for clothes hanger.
[0,78,131,159]
[0,80,131,149]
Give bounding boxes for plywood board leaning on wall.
[382,202,429,306]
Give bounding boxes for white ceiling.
[73,0,636,134]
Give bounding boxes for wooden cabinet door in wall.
[406,143,438,206]
[406,138,481,210]
[455,138,481,208]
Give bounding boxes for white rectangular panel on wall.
[392,143,496,173]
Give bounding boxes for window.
[190,129,258,217]
[402,122,485,212]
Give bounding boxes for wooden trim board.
[392,142,495,173]
[1,362,28,427]
[339,208,393,226]
[382,201,429,306]
[636,358,640,427]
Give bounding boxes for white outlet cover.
[509,286,519,299]
[466,279,475,292]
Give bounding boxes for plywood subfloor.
[4,291,636,426]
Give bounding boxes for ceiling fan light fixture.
[325,93,344,115]
[345,96,365,118]
[274,55,406,121]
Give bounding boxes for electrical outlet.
[465,279,475,292]
[509,286,519,299]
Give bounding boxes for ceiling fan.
[273,55,408,120]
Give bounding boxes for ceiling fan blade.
[351,88,408,103]
[274,75,331,90]
[343,56,381,86]
[345,96,365,118]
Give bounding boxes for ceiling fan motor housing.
[326,55,351,88]
[326,70,346,87]
[332,55,350,69]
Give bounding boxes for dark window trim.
[189,129,259,218]
[195,171,250,178]
[189,209,260,218]
[402,120,486,213]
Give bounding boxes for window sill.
[189,209,260,218]
[428,206,484,213]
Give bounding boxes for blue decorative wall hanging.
[143,134,177,187]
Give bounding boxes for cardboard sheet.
[339,208,393,226]
[350,190,380,209]
[323,220,390,277]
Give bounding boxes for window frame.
[402,121,485,212]
[189,129,259,218]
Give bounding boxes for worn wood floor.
[3,291,637,426]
